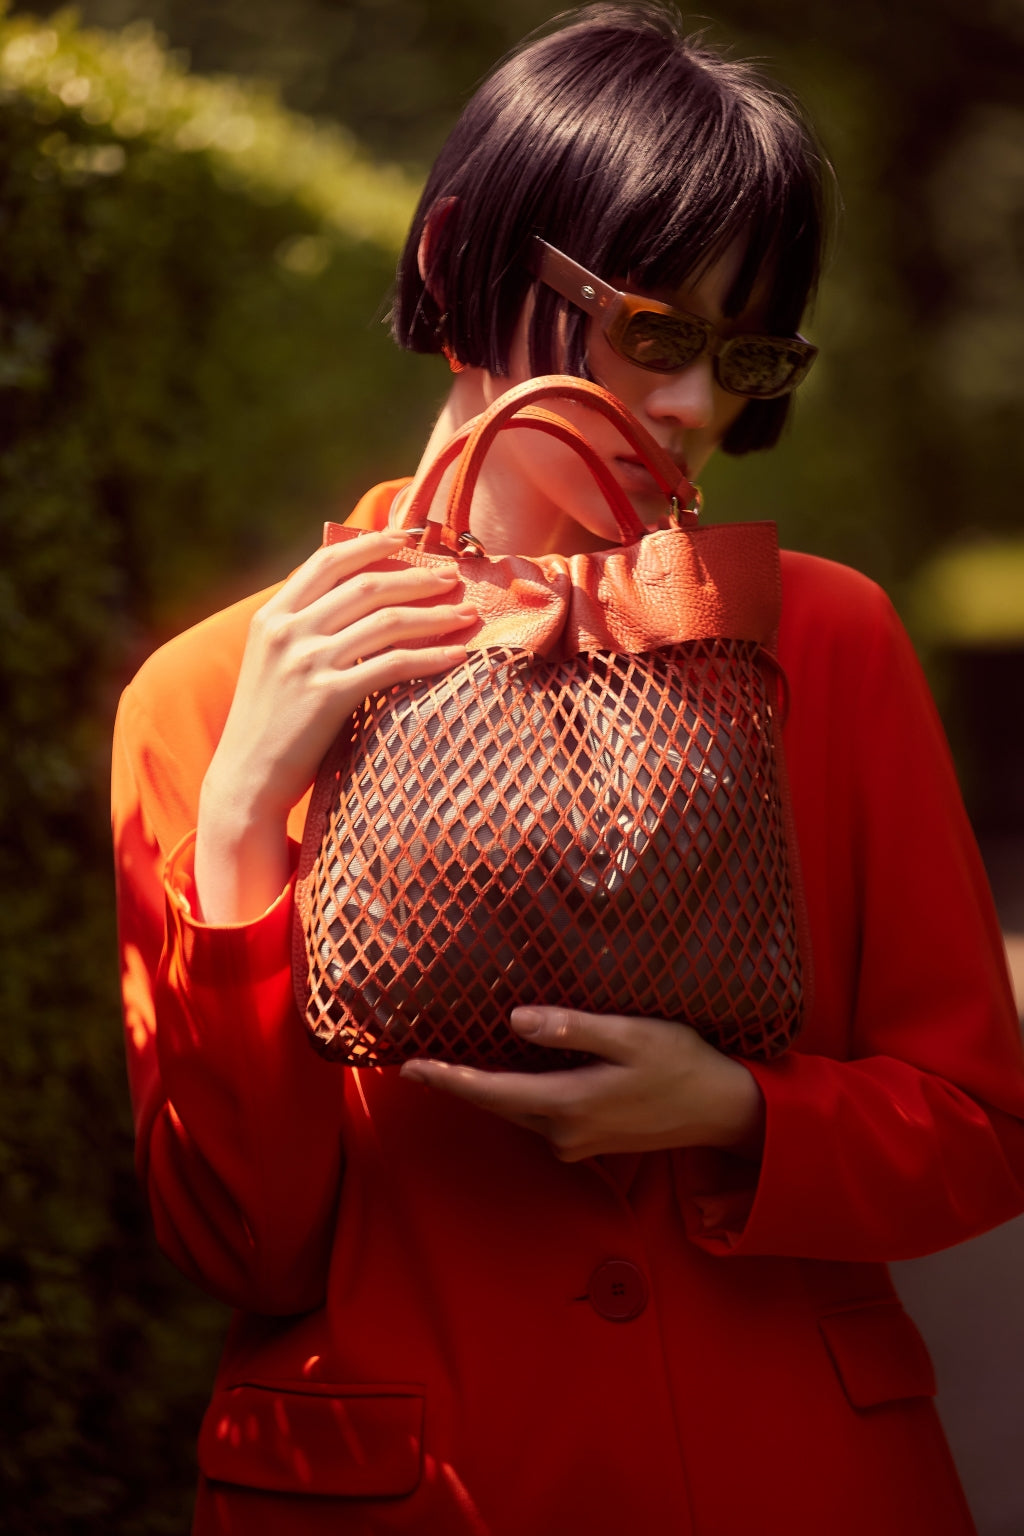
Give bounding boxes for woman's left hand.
[399,1008,765,1162]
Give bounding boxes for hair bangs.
[542,68,823,401]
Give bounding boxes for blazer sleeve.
[113,663,348,1316]
[675,563,1024,1262]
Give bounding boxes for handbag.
[293,376,811,1070]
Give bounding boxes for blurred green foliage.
[0,7,443,1530]
[2,1,1023,1530]
[912,542,1024,647]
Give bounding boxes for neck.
[417,368,486,463]
[405,369,611,558]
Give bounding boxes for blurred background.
[0,1,1021,1530]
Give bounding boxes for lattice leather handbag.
[293,376,811,1070]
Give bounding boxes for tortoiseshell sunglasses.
[529,238,817,399]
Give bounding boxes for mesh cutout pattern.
[294,641,805,1071]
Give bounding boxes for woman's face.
[459,240,761,556]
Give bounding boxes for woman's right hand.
[194,529,476,924]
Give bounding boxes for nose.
[642,355,715,434]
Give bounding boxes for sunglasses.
[529,238,817,399]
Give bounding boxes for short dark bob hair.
[392,2,830,454]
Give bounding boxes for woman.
[112,6,1024,1533]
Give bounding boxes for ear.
[417,195,460,305]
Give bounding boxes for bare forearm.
[194,780,290,925]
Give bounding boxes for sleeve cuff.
[162,829,300,989]
[673,1145,760,1250]
[673,1054,797,1254]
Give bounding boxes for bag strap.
[443,375,695,553]
[398,405,644,546]
[400,375,696,554]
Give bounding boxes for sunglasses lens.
[717,338,812,398]
[618,310,707,372]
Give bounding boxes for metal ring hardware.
[457,530,487,558]
[668,486,702,527]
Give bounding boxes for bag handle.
[444,376,695,553]
[398,405,644,545]
[399,375,696,554]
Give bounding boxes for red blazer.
[112,481,1024,1536]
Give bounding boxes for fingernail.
[400,1063,428,1083]
[453,603,478,618]
[442,645,469,661]
[511,1007,542,1035]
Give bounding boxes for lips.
[617,449,689,473]
[613,452,689,496]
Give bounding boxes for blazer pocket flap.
[819,1301,936,1410]
[198,1382,424,1496]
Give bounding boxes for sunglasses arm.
[528,238,623,323]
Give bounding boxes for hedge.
[0,8,441,1530]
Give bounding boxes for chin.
[618,489,675,534]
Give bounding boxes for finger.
[338,641,472,703]
[329,600,477,671]
[398,1057,606,1122]
[510,1005,649,1065]
[305,563,466,637]
[271,530,424,614]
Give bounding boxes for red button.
[587,1259,648,1322]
